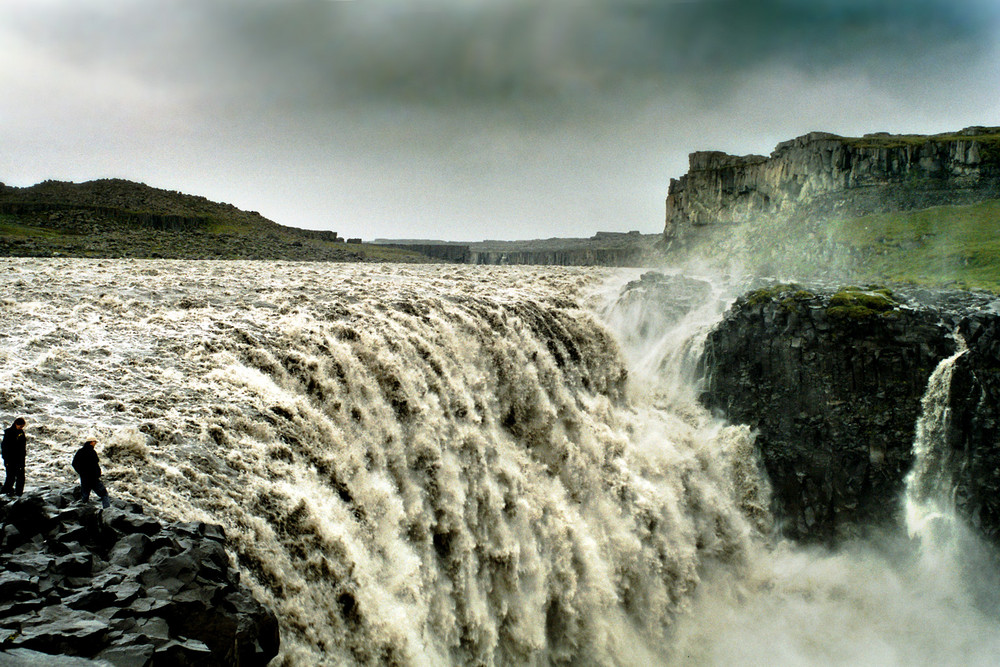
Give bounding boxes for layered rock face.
[468,245,651,266]
[664,127,1000,244]
[0,486,279,665]
[700,284,1000,543]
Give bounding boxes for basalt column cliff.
[700,283,1000,545]
[663,127,1000,246]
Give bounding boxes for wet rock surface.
[0,486,279,666]
[701,282,1000,543]
[618,272,716,329]
[950,312,1000,543]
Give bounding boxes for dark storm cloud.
[13,0,998,112]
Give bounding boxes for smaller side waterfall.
[904,335,968,546]
[668,327,1000,666]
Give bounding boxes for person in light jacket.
[72,437,111,508]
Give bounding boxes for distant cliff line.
[664,126,1000,247]
[375,232,662,267]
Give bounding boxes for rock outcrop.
[949,312,1000,543]
[0,486,279,665]
[664,127,1000,246]
[468,245,654,267]
[700,283,1000,543]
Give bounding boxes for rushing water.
[904,336,968,546]
[1,258,998,666]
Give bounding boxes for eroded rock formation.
[664,127,1000,246]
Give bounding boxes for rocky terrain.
[0,486,279,665]
[0,179,423,262]
[699,281,1000,544]
[1,179,661,266]
[948,313,1000,543]
[664,126,1000,247]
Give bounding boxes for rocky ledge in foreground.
[700,282,1000,544]
[0,486,279,666]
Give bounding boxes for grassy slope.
[683,198,1000,293]
[841,130,1000,149]
[829,199,1000,291]
[0,217,60,239]
[0,180,431,262]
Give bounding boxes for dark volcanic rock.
[0,485,279,666]
[700,282,1000,543]
[950,309,1000,542]
[618,272,715,328]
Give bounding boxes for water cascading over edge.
[0,261,769,666]
[904,334,968,546]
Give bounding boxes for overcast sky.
[2,1,999,241]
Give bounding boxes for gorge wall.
[375,234,662,267]
[664,126,1000,246]
[700,283,1000,544]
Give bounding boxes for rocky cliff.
[468,245,652,267]
[664,127,1000,246]
[700,283,1000,544]
[374,233,663,267]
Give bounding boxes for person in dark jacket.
[72,437,111,508]
[1,417,27,496]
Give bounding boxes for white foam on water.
[4,258,998,666]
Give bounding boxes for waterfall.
[904,336,968,546]
[0,259,765,666]
[7,258,1000,666]
[661,323,1000,666]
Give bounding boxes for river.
[1,258,997,665]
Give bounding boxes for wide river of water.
[1,258,998,665]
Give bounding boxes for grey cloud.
[5,0,999,242]
[217,0,1000,111]
[12,0,999,112]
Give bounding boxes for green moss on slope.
[828,199,1000,292]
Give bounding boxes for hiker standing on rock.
[1,417,27,496]
[73,437,111,508]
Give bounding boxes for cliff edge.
[0,486,279,665]
[664,127,1000,247]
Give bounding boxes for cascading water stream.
[668,327,1000,667]
[5,258,1000,666]
[903,335,968,547]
